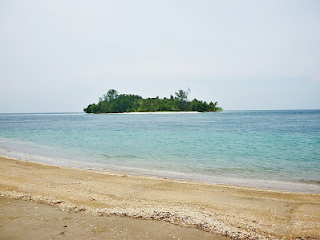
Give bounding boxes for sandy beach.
[0,196,222,240]
[1,156,320,239]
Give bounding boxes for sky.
[1,0,320,112]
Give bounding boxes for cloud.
[309,76,320,84]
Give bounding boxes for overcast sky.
[1,0,319,112]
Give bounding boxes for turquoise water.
[0,110,319,193]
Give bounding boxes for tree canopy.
[84,89,222,113]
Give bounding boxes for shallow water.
[0,110,319,193]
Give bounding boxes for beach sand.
[1,156,320,239]
[0,196,221,240]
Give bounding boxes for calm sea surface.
[0,110,319,193]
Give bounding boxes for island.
[84,89,223,113]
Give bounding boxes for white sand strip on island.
[1,155,320,239]
[99,111,201,114]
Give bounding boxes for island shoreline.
[89,111,202,114]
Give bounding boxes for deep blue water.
[0,110,319,193]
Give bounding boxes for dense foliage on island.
[84,89,222,113]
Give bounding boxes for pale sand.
[101,111,201,115]
[1,156,320,239]
[0,196,222,240]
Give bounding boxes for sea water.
[0,110,319,193]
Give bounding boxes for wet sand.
[1,155,320,239]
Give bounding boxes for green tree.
[103,89,118,102]
[84,103,100,113]
[175,89,190,111]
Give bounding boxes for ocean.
[0,110,319,193]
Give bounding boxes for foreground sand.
[1,156,320,239]
[0,196,223,240]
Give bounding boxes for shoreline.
[95,111,202,114]
[1,148,319,194]
[1,155,320,239]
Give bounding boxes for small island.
[84,89,222,114]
